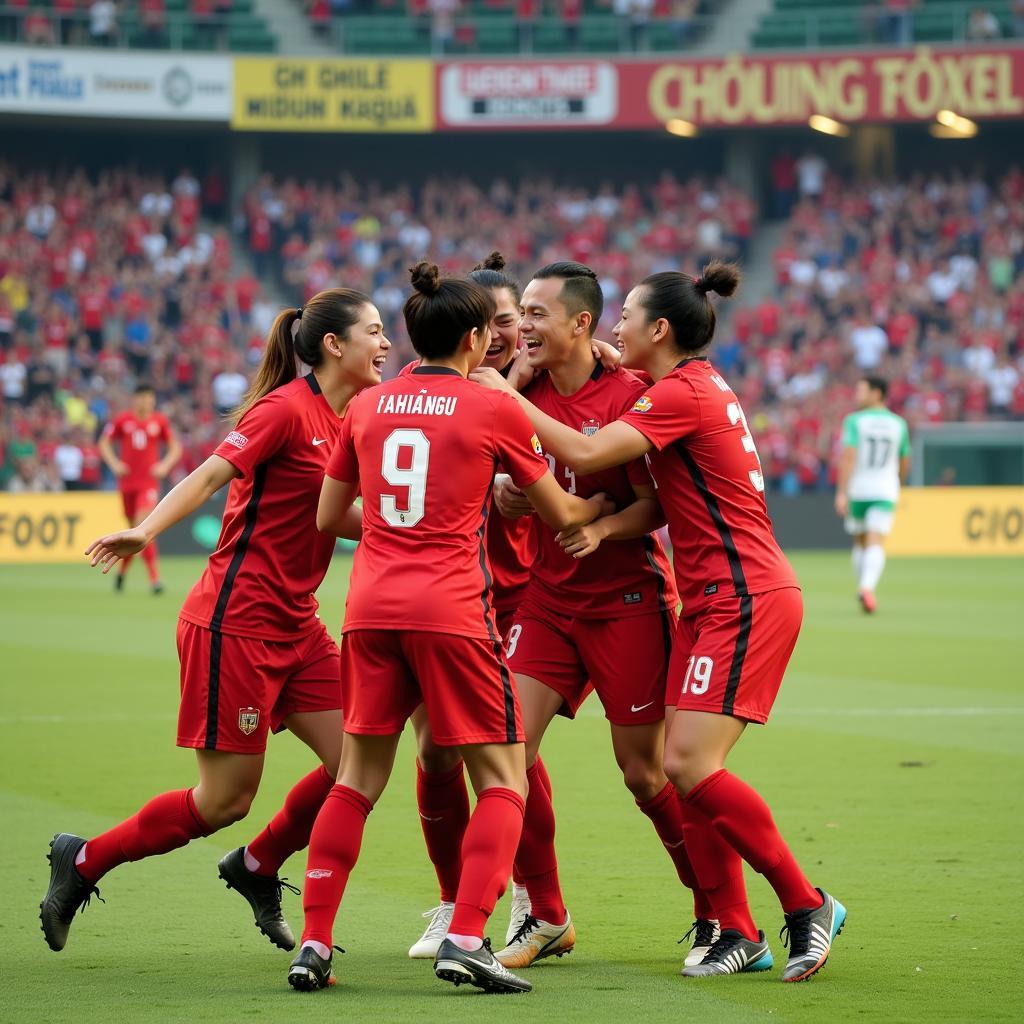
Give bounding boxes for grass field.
[2,553,1022,1023]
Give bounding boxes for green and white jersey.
[841,408,910,503]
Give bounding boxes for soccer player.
[474,261,846,983]
[40,289,388,956]
[482,262,716,973]
[288,262,607,996]
[98,382,182,593]
[835,376,911,613]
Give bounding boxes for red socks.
[449,787,526,939]
[685,770,821,916]
[636,781,714,920]
[511,760,566,925]
[77,788,212,883]
[512,756,551,886]
[141,541,159,583]
[246,764,334,877]
[301,785,373,948]
[415,760,470,904]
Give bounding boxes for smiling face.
[613,286,659,373]
[332,303,390,387]
[482,286,520,371]
[518,277,581,370]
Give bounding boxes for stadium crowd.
[1,160,1021,495]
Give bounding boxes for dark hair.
[133,382,155,395]
[468,251,521,306]
[862,375,889,399]
[636,260,740,354]
[403,261,496,360]
[533,260,603,332]
[235,287,370,422]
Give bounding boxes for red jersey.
[326,366,547,640]
[523,364,676,619]
[398,358,535,614]
[620,358,798,614]
[102,410,173,489]
[179,374,342,641]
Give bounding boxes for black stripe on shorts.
[722,594,754,717]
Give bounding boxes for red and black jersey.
[620,358,798,614]
[326,366,548,640]
[523,363,677,619]
[102,411,172,489]
[179,374,342,641]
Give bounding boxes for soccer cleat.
[39,833,104,952]
[434,937,532,994]
[780,888,846,982]
[114,573,125,592]
[152,582,165,595]
[409,902,455,959]
[288,944,339,991]
[217,847,299,951]
[494,912,575,968]
[505,882,532,946]
[681,929,773,977]
[679,917,721,970]
[859,590,877,614]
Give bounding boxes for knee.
[417,737,461,775]
[201,789,257,829]
[620,759,666,803]
[663,747,710,797]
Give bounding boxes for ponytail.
[233,287,372,423]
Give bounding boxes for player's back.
[844,408,909,502]
[340,367,542,640]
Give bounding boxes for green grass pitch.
[1,553,1021,1023]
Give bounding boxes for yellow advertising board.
[887,487,1024,556]
[232,58,434,132]
[0,492,123,564]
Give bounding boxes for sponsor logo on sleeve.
[632,395,653,413]
[531,434,543,455]
[581,418,601,436]
[225,430,248,449]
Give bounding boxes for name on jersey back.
[375,393,459,417]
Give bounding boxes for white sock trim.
[301,939,332,960]
[243,846,261,873]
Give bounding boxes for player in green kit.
[834,376,911,613]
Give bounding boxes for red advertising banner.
[436,46,1024,130]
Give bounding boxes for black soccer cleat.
[679,917,721,970]
[781,889,847,982]
[151,582,164,595]
[434,937,532,994]
[288,944,338,991]
[39,833,104,951]
[217,847,298,950]
[114,573,125,592]
[681,928,774,977]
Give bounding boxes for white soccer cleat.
[505,882,532,946]
[408,902,455,959]
[680,918,721,970]
[495,912,575,968]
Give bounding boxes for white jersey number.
[380,428,429,528]
[725,401,765,493]
[682,656,714,696]
[546,454,576,495]
[131,428,148,450]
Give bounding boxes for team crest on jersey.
[581,418,601,437]
[531,434,543,455]
[632,396,653,413]
[225,431,248,449]
[238,707,260,735]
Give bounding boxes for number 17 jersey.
[325,366,548,640]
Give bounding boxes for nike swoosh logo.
[664,838,685,849]
[312,437,328,446]
[631,701,655,713]
[419,813,443,822]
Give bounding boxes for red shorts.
[176,619,342,754]
[495,609,517,644]
[341,630,524,747]
[667,587,803,724]
[120,484,159,521]
[506,599,676,726]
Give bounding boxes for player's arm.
[316,476,360,537]
[834,446,855,517]
[85,455,239,572]
[899,419,912,484]
[97,430,127,477]
[154,425,183,479]
[557,483,665,559]
[521,473,610,533]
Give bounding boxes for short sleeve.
[618,375,701,451]
[493,396,548,490]
[157,413,172,442]
[898,418,910,457]
[101,415,121,440]
[325,412,359,483]
[841,414,858,447]
[214,396,291,478]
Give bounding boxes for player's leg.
[114,488,137,590]
[133,486,162,593]
[408,704,468,956]
[858,505,894,612]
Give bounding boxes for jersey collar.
[411,366,463,377]
[675,356,709,370]
[589,362,604,382]
[304,372,322,395]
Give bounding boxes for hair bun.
[409,260,441,296]
[695,260,741,299]
[482,251,506,271]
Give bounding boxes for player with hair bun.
[290,261,609,997]
[474,260,846,983]
[41,289,390,957]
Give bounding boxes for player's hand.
[150,465,163,479]
[85,528,148,572]
[591,339,622,371]
[470,366,514,394]
[494,475,533,518]
[112,461,128,477]
[834,493,848,517]
[557,519,609,559]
